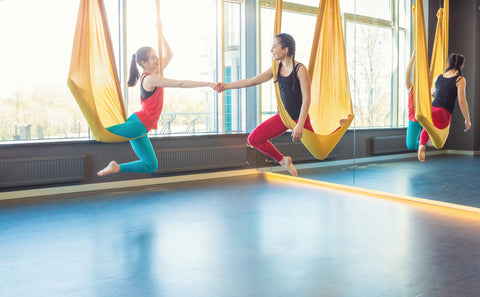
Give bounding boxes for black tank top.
[276,62,303,120]
[140,74,156,100]
[432,74,461,114]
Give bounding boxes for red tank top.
[407,88,416,122]
[134,73,164,132]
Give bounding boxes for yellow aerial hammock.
[412,0,450,149]
[67,0,164,143]
[273,0,354,160]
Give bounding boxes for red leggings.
[419,106,451,146]
[248,113,314,162]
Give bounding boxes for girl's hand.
[292,124,304,142]
[216,82,227,93]
[207,82,217,91]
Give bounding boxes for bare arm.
[405,51,415,90]
[161,35,173,69]
[431,76,437,97]
[157,20,173,69]
[292,64,311,142]
[222,68,273,90]
[144,75,215,90]
[456,77,471,132]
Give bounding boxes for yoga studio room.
[1,0,479,296]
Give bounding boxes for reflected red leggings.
[248,113,314,162]
[419,106,451,146]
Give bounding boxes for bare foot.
[418,145,425,162]
[97,161,120,176]
[279,156,298,177]
[339,118,349,127]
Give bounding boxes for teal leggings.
[106,114,158,173]
[406,120,423,150]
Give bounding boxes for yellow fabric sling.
[412,0,450,149]
[68,0,164,143]
[273,0,354,160]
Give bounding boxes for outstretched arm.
[217,68,273,91]
[405,51,415,90]
[456,77,471,132]
[145,75,216,90]
[292,64,311,142]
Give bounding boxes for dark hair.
[275,33,298,91]
[445,53,465,76]
[127,46,154,87]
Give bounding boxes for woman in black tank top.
[215,33,313,176]
[418,53,471,162]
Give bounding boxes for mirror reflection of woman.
[405,51,423,150]
[418,53,471,162]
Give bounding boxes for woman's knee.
[247,133,260,147]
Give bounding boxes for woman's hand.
[465,119,471,132]
[215,82,227,93]
[291,124,304,142]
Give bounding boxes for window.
[260,0,411,129]
[346,22,393,127]
[126,0,222,136]
[259,3,316,122]
[222,1,245,133]
[0,0,87,141]
[0,0,412,143]
[0,0,245,142]
[344,0,411,128]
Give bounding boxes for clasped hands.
[208,82,227,93]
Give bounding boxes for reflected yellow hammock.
[273,0,354,160]
[67,0,164,142]
[412,0,449,149]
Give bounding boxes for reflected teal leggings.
[406,120,423,150]
[106,114,158,173]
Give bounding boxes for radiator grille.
[0,155,85,188]
[156,145,247,173]
[370,136,409,155]
[271,141,338,162]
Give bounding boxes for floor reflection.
[294,154,480,208]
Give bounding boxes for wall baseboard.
[0,169,258,201]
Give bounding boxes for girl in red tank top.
[97,25,217,176]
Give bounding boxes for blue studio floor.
[1,173,480,297]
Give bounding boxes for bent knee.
[406,143,418,150]
[247,134,262,147]
[146,161,158,173]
